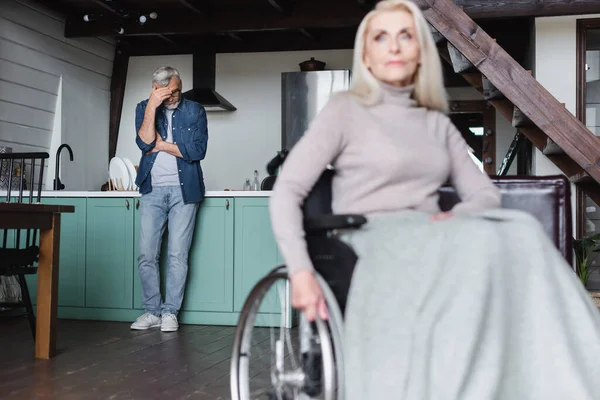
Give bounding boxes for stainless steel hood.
[183,53,236,112]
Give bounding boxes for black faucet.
[54,144,74,190]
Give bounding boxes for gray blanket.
[340,209,600,400]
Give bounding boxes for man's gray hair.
[152,66,180,86]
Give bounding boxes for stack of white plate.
[109,157,138,191]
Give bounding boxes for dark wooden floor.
[0,318,243,400]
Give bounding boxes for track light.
[139,15,147,24]
[114,27,125,34]
[149,12,158,19]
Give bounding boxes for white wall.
[116,50,353,191]
[0,0,114,190]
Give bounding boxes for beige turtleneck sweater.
[270,83,501,276]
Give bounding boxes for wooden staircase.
[414,0,600,205]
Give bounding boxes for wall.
[0,0,114,190]
[116,50,353,191]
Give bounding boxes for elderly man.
[131,66,208,332]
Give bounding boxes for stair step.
[512,106,534,128]
[570,172,595,184]
[428,24,446,46]
[447,43,477,74]
[543,138,566,156]
[482,75,504,100]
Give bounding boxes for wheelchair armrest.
[304,214,367,233]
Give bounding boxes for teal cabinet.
[182,197,234,312]
[22,198,86,308]
[233,198,284,314]
[133,197,235,313]
[85,198,134,309]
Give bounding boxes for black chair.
[0,152,49,339]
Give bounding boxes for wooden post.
[35,214,61,359]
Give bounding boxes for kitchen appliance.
[281,69,351,151]
[183,53,236,112]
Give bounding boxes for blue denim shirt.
[135,98,208,204]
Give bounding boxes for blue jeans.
[138,186,199,316]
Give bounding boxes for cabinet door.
[182,197,234,312]
[133,197,234,313]
[85,198,134,309]
[233,198,285,313]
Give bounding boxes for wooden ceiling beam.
[65,4,366,37]
[452,0,600,19]
[267,0,292,14]
[125,29,357,56]
[178,0,207,17]
[64,0,600,38]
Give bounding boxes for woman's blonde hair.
[348,0,448,113]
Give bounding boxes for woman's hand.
[431,211,454,221]
[290,270,328,322]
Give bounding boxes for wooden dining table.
[0,202,74,359]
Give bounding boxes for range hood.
[183,53,236,112]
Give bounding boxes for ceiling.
[35,0,537,59]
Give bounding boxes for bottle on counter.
[243,178,251,191]
[251,170,260,191]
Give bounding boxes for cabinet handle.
[225,199,229,210]
[126,199,130,209]
[136,199,140,209]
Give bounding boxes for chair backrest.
[0,152,49,253]
[302,171,572,264]
[439,175,572,264]
[0,152,48,204]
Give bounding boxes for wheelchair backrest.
[302,171,572,264]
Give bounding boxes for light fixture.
[114,27,125,34]
[83,14,97,22]
[149,12,158,19]
[139,15,147,24]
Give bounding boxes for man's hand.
[148,86,172,109]
[147,133,164,154]
[431,212,454,222]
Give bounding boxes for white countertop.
[0,190,271,198]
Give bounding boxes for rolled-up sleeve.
[135,102,155,153]
[177,106,208,162]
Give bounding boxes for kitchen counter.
[12,191,289,328]
[0,190,271,198]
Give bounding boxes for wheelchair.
[230,159,573,400]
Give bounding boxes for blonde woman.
[270,0,600,398]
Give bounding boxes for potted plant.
[574,233,600,307]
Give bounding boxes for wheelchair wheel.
[230,266,345,400]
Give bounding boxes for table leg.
[35,214,61,359]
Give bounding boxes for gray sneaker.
[131,313,161,330]
[161,313,179,332]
